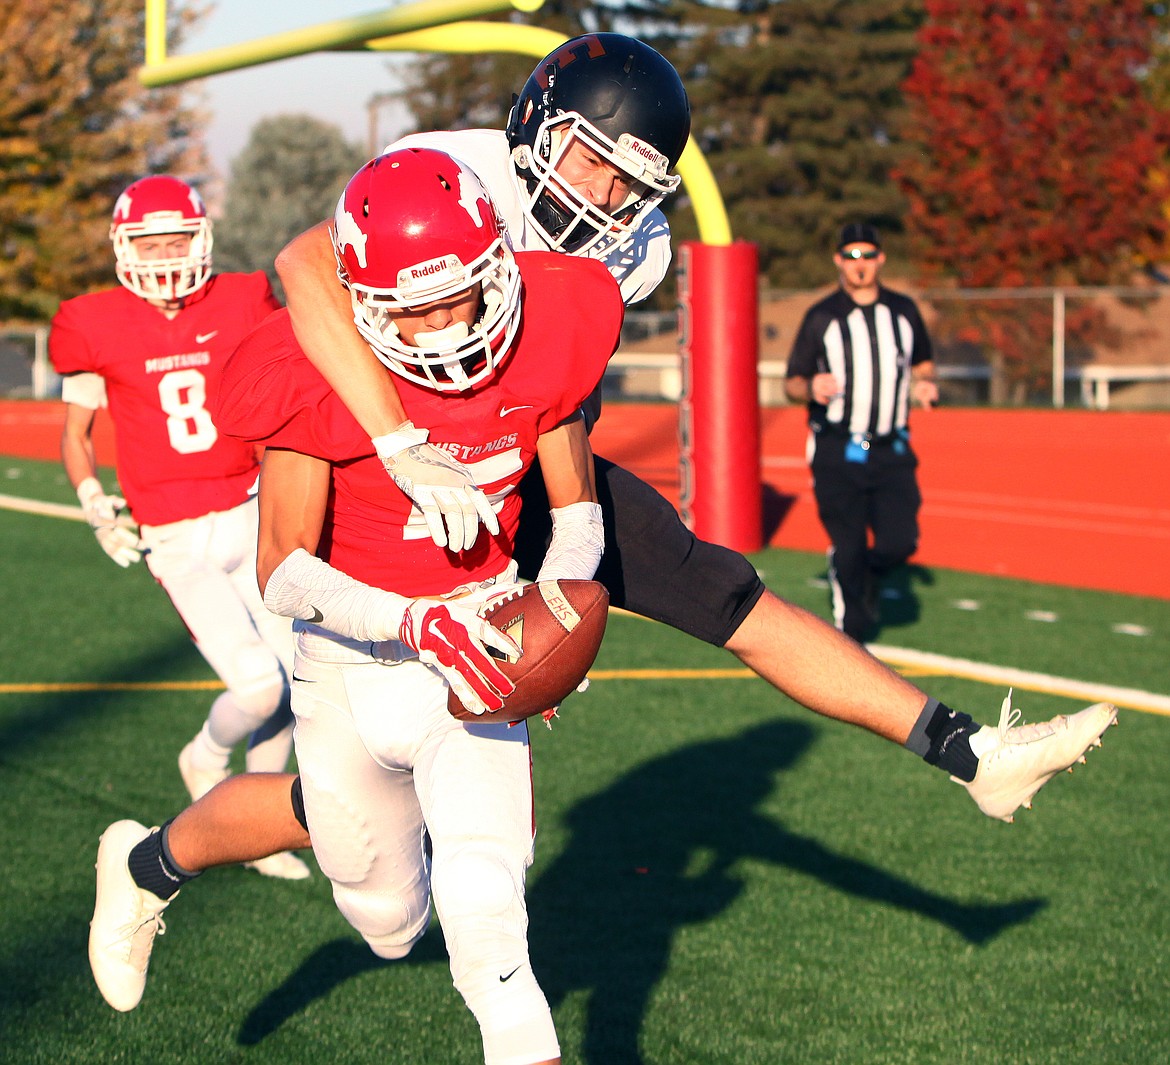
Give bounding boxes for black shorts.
[513,455,765,647]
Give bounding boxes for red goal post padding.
[677,240,762,553]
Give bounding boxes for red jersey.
[215,253,622,598]
[50,272,281,525]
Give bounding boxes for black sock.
[905,699,980,783]
[127,819,201,900]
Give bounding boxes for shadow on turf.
[0,633,216,764]
[237,934,449,1046]
[528,719,1045,1064]
[809,561,935,641]
[230,719,1045,1061]
[877,563,935,632]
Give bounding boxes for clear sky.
[179,2,415,176]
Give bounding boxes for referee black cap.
[837,222,881,250]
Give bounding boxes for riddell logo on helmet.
[140,210,185,227]
[397,255,462,292]
[618,134,668,178]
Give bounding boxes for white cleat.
[244,851,312,880]
[178,739,230,801]
[89,820,173,1012]
[959,690,1118,823]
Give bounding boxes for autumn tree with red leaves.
[894,1,1170,393]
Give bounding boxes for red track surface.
[582,404,1170,601]
[3,400,1167,600]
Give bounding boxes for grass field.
[1,456,1168,1064]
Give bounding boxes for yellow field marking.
[589,669,752,680]
[6,649,1165,717]
[0,681,223,693]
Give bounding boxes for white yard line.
[868,643,1170,717]
[0,493,84,521]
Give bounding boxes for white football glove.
[76,477,144,568]
[374,422,500,554]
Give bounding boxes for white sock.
[189,719,232,771]
[244,719,295,773]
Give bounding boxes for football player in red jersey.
[88,149,620,1063]
[51,176,308,880]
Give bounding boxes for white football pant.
[290,573,559,1065]
[140,496,294,771]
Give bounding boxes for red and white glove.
[374,422,500,554]
[398,598,520,716]
[76,477,144,568]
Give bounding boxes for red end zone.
[3,400,1167,600]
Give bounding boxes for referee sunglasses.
[839,248,880,260]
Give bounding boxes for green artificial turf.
[1,456,1167,1064]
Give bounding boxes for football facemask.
[110,176,213,301]
[332,149,523,393]
[512,115,680,258]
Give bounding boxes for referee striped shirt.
[786,286,933,438]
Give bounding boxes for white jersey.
[387,128,671,305]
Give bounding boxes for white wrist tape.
[263,548,411,642]
[371,420,429,459]
[536,502,605,582]
[76,477,104,508]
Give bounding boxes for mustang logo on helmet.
[334,209,369,269]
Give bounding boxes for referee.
[785,223,939,642]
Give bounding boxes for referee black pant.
[809,431,921,642]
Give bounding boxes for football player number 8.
[157,369,218,454]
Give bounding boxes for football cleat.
[958,691,1118,822]
[89,820,173,1012]
[244,851,312,880]
[178,738,230,801]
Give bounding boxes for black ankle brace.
[912,699,980,782]
[127,819,200,900]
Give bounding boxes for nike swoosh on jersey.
[499,965,522,983]
[196,331,219,344]
[499,404,533,417]
[306,607,324,623]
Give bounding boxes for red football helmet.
[331,148,522,392]
[110,176,213,301]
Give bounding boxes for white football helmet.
[110,176,213,301]
[331,148,522,392]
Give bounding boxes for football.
[447,579,609,724]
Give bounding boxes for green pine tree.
[395,2,924,295]
[214,115,368,299]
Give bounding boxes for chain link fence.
[0,326,53,399]
[7,285,1170,408]
[616,285,1170,409]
